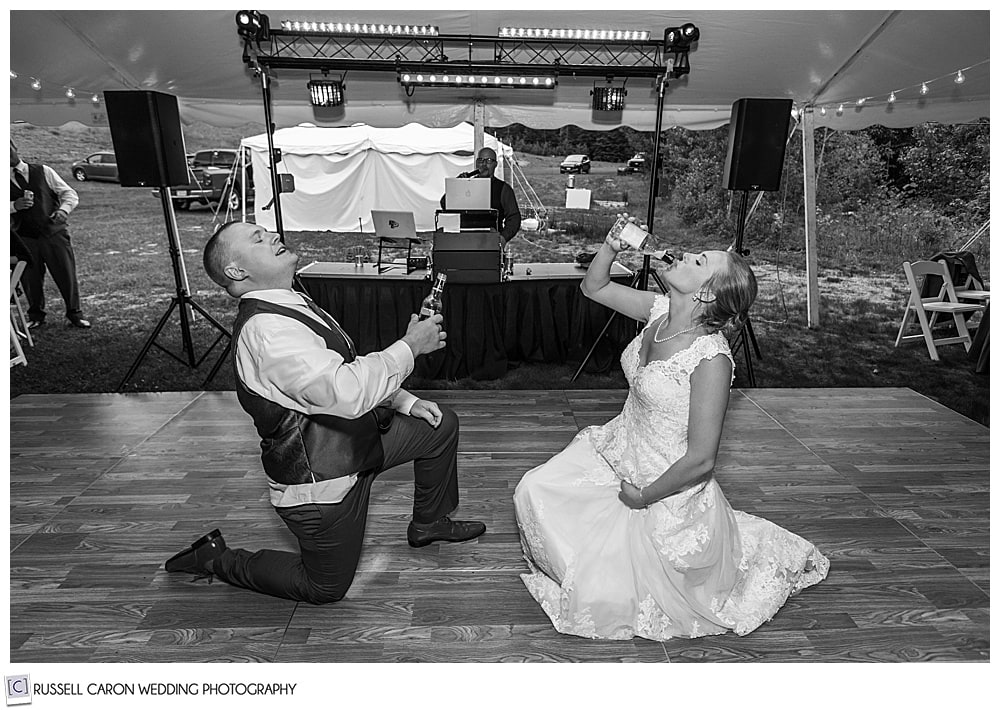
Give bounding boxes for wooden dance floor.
[8,388,989,662]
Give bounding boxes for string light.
[836,104,844,116]
[12,70,108,104]
[819,106,827,116]
[814,60,986,114]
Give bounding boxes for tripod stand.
[729,190,762,387]
[117,187,232,391]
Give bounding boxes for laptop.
[371,210,418,243]
[444,177,491,210]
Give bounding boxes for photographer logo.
[5,675,31,706]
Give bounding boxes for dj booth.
[297,254,634,380]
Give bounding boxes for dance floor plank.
[8,387,989,663]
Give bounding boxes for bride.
[513,218,829,641]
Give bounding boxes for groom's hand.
[409,399,443,428]
[402,313,446,356]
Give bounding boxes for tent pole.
[473,100,485,157]
[638,73,668,293]
[802,107,820,328]
[259,69,285,241]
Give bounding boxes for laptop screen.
[444,177,491,210]
[371,210,417,240]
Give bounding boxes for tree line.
[495,120,989,250]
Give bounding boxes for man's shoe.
[164,529,226,574]
[27,319,44,329]
[67,316,91,328]
[407,516,486,548]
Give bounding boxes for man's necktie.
[298,292,357,359]
[12,169,29,191]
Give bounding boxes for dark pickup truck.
[154,148,254,211]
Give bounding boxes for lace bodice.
[585,294,734,488]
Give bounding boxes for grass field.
[9,121,990,426]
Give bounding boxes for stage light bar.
[592,85,626,111]
[281,20,439,36]
[308,78,345,107]
[498,27,649,42]
[397,72,557,89]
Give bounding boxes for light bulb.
[955,70,965,84]
[920,82,929,95]
[819,106,827,116]
[9,71,17,79]
[65,88,75,99]
[836,104,844,116]
[91,94,100,104]
[856,97,866,106]
[888,91,896,104]
[30,78,41,91]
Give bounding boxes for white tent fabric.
[241,123,514,232]
[9,10,990,132]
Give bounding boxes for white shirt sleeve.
[42,165,79,215]
[236,312,416,419]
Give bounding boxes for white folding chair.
[895,259,985,361]
[10,259,33,347]
[953,270,990,304]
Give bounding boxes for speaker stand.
[118,187,232,391]
[730,189,762,387]
[572,73,671,382]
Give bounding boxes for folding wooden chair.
[895,259,985,361]
[10,259,33,347]
[954,271,990,304]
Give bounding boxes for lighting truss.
[240,15,695,80]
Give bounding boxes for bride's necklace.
[653,320,700,344]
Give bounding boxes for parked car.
[559,154,591,174]
[153,148,253,211]
[617,152,648,174]
[70,152,118,182]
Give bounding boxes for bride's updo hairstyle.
[696,251,758,337]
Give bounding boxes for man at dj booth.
[440,147,521,244]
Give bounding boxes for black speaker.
[104,90,189,188]
[722,98,793,192]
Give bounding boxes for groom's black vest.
[232,298,391,486]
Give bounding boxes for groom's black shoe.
[407,517,486,548]
[165,529,226,574]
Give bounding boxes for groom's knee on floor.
[300,581,350,605]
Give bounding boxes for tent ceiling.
[9,10,990,132]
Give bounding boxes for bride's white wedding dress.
[514,294,829,641]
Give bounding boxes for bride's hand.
[618,480,646,510]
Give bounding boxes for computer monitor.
[444,177,491,210]
[371,210,418,241]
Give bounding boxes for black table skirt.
[299,275,633,380]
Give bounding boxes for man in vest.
[164,221,485,604]
[10,140,90,328]
[441,147,521,243]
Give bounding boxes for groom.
[164,221,485,603]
